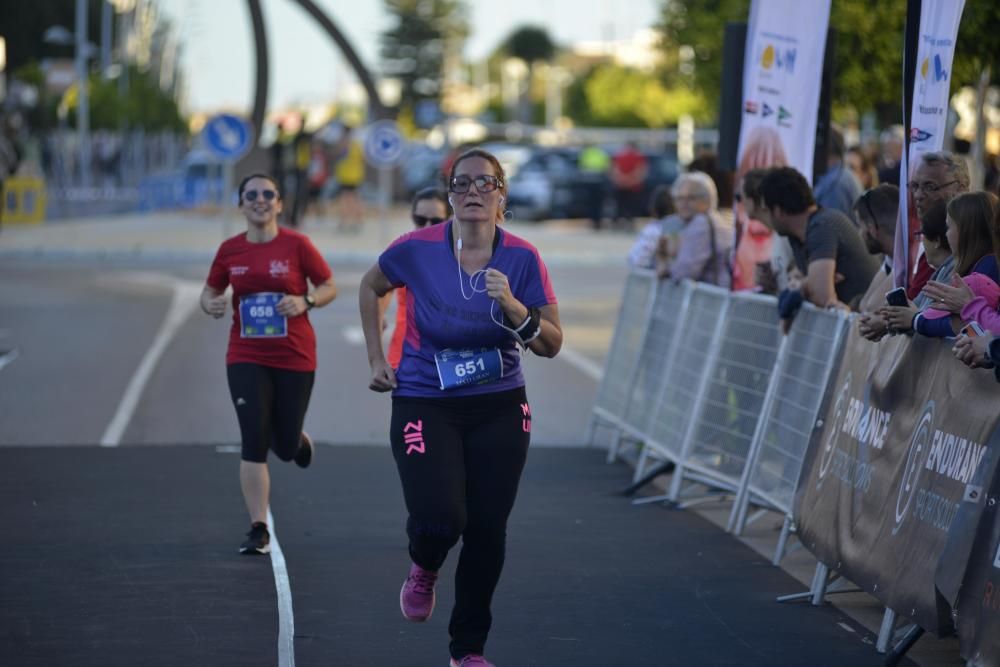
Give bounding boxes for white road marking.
[100,280,202,446]
[556,344,603,381]
[267,507,296,667]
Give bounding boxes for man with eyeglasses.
[385,187,450,369]
[905,151,970,299]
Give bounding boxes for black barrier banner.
[794,321,1000,634]
[939,422,1000,665]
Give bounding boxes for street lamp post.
[75,0,91,189]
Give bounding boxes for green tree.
[59,66,185,132]
[565,64,710,128]
[499,25,557,123]
[380,0,468,113]
[655,0,1000,126]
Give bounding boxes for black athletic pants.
[390,386,532,660]
[226,363,315,463]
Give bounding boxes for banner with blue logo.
[731,0,830,291]
[736,0,831,184]
[893,0,965,289]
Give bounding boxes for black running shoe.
[294,431,314,469]
[240,522,270,555]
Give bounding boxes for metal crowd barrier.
[586,269,657,461]
[726,304,852,563]
[592,270,845,524]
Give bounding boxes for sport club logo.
[920,53,949,83]
[269,259,290,277]
[893,400,934,534]
[817,374,852,486]
[759,44,797,73]
[744,100,759,115]
[762,103,774,118]
[910,128,934,143]
[777,106,792,127]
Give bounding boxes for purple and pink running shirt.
[378,220,557,398]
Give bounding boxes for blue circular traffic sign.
[364,120,404,168]
[202,114,253,161]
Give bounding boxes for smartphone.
[960,321,986,337]
[885,287,908,307]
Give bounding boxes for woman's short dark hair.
[648,185,674,219]
[411,187,450,215]
[759,167,815,215]
[948,191,999,276]
[237,173,282,204]
[918,199,950,251]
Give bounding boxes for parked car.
[507,146,680,222]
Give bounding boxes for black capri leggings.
[226,363,315,463]
[390,386,531,660]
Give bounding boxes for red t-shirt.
[613,148,648,191]
[206,227,332,371]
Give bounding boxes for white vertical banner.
[732,0,830,291]
[894,0,966,287]
[736,0,831,184]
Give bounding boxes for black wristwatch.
[304,294,316,310]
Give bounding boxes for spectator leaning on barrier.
[654,172,733,288]
[910,192,1000,338]
[760,167,880,324]
[854,185,900,341]
[879,200,956,336]
[626,185,680,270]
[905,150,971,300]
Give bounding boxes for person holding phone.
[901,192,1000,337]
[201,173,337,554]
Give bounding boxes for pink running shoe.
[449,656,495,667]
[400,562,438,622]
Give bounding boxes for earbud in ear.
[499,196,505,204]
[448,196,454,206]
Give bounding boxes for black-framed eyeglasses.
[906,180,957,194]
[412,215,446,227]
[449,175,503,194]
[243,189,278,202]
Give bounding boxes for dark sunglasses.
[243,189,278,202]
[412,215,446,227]
[449,175,502,194]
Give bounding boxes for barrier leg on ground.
[773,515,795,566]
[876,608,898,654]
[885,625,924,666]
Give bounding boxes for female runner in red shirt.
[201,173,337,554]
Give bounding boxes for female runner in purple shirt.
[359,148,562,667]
